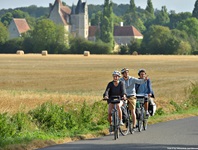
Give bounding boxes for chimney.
[120,22,123,27]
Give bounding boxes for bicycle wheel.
[143,119,148,130]
[119,118,129,136]
[128,109,133,134]
[113,112,119,140]
[138,109,144,132]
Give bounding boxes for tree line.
[0,0,198,54]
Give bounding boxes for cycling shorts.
[127,96,137,110]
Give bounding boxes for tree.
[0,22,8,44]
[100,0,114,48]
[123,0,146,32]
[169,12,192,29]
[176,41,191,55]
[90,11,102,26]
[25,19,68,53]
[192,0,198,19]
[12,9,29,18]
[141,25,179,54]
[128,0,136,14]
[123,13,146,32]
[1,12,13,27]
[154,6,170,26]
[144,0,155,28]
[177,17,198,39]
[145,0,154,18]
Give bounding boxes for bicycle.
[125,102,134,134]
[136,94,149,132]
[104,96,129,140]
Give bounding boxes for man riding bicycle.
[135,69,155,116]
[103,70,127,132]
[120,68,148,132]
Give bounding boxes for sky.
[0,0,196,13]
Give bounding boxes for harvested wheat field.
[0,54,197,114]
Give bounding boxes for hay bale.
[42,50,48,56]
[132,51,138,55]
[16,50,24,55]
[84,51,90,56]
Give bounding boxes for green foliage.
[177,17,198,39]
[0,12,13,27]
[141,25,179,54]
[154,6,170,26]
[119,45,129,54]
[169,12,192,29]
[12,112,31,132]
[155,108,165,116]
[145,0,154,16]
[0,22,8,44]
[0,38,23,53]
[100,0,114,48]
[128,0,136,13]
[192,0,198,19]
[29,102,67,131]
[128,39,142,54]
[69,37,112,54]
[188,82,198,107]
[0,113,16,139]
[170,100,182,112]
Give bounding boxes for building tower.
[71,0,89,39]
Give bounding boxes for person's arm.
[120,82,127,100]
[103,82,111,99]
[147,79,154,97]
[134,77,146,84]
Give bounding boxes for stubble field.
[0,54,197,114]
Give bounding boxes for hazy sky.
[0,0,196,13]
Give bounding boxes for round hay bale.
[42,51,48,56]
[16,50,24,55]
[132,51,138,55]
[84,51,90,56]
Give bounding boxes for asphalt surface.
[37,116,198,150]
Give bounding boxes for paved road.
[38,117,198,150]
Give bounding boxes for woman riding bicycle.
[103,70,127,132]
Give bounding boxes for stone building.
[8,18,30,39]
[49,0,89,39]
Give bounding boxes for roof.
[114,26,143,37]
[50,0,71,25]
[75,0,86,14]
[13,18,30,33]
[88,25,143,37]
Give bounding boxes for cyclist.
[103,70,127,132]
[120,68,148,132]
[135,69,155,116]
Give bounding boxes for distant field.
[0,54,197,113]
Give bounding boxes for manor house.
[49,0,143,45]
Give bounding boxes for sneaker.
[109,125,113,132]
[131,127,136,134]
[146,111,150,117]
[119,120,124,126]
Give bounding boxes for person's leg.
[117,101,124,125]
[144,100,149,116]
[108,103,113,124]
[108,103,114,132]
[128,97,136,128]
[117,101,123,120]
[144,102,148,111]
